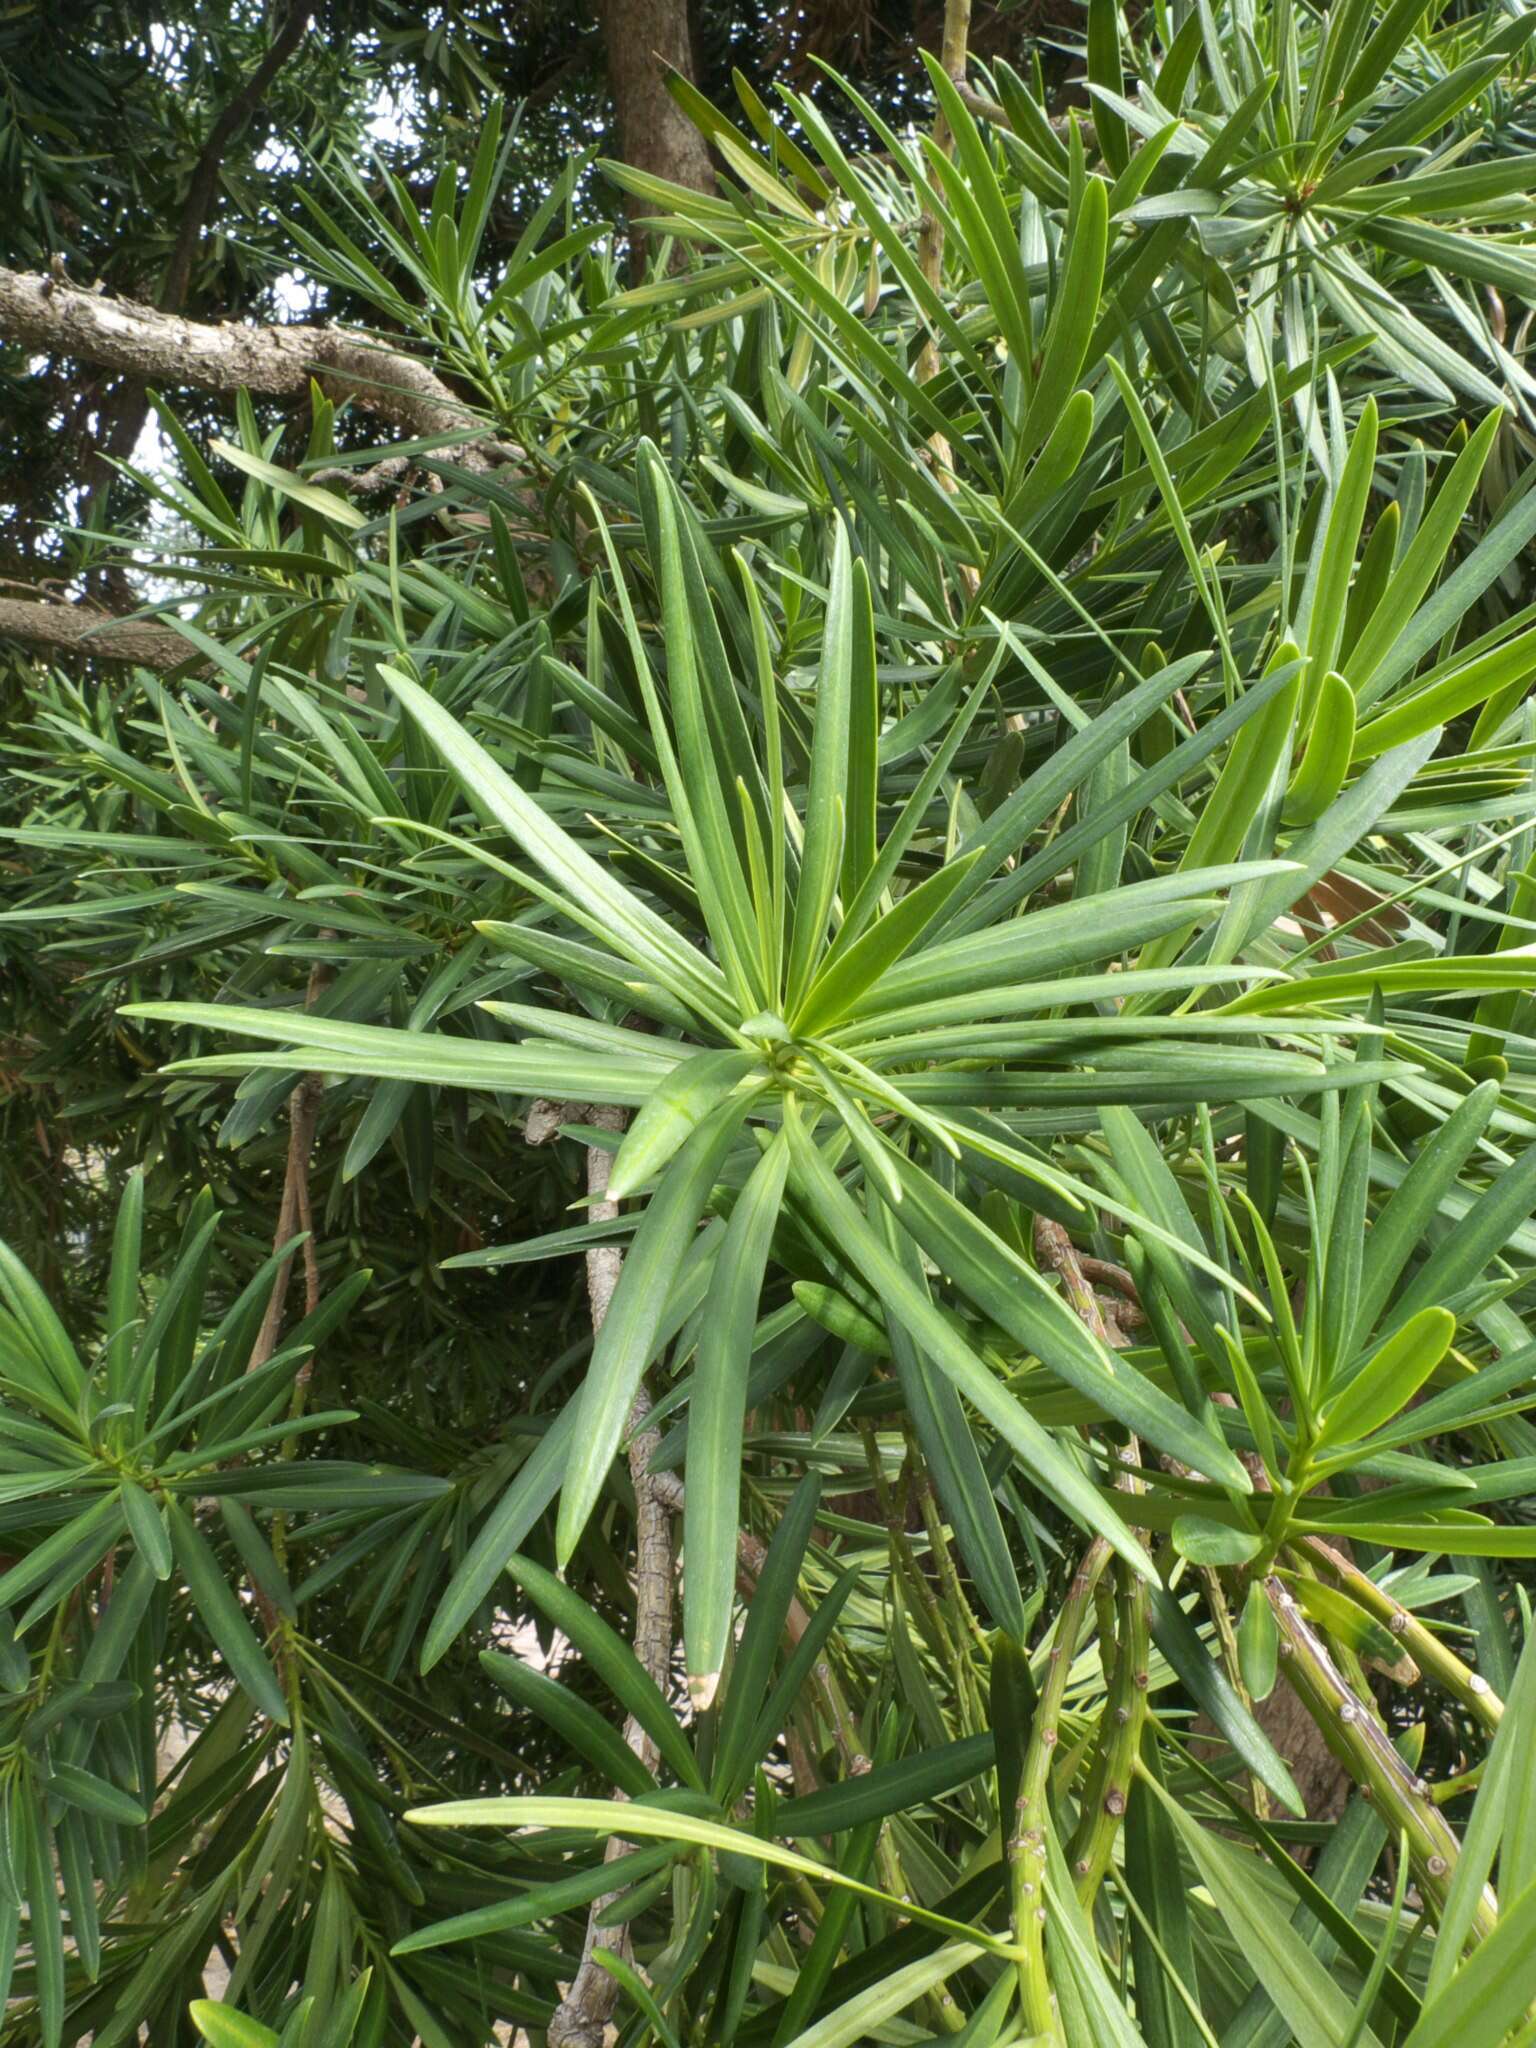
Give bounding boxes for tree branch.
[0,596,200,671]
[0,266,515,469]
[527,1104,680,2048]
[79,2,315,556]
[163,5,314,317]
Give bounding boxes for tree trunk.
[600,0,713,253]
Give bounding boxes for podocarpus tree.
[5,2,1536,2044]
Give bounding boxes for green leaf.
[685,1132,790,1709]
[1017,175,1110,470]
[24,1805,64,2048]
[776,1733,996,1837]
[1145,1776,1382,2047]
[780,1941,984,2048]
[712,1473,821,1799]
[557,1092,754,1563]
[592,1948,686,2048]
[44,1763,147,1828]
[165,1499,289,1726]
[420,1402,576,1672]
[783,1103,1153,1580]
[121,1002,670,1102]
[1402,1877,1536,2048]
[104,1169,144,1409]
[1349,1081,1499,1348]
[1237,1582,1278,1702]
[888,1154,1253,1492]
[608,1049,762,1201]
[1285,671,1356,827]
[120,1480,173,1580]
[785,526,856,1010]
[1145,1586,1303,1815]
[1354,625,1536,761]
[885,1225,1028,1639]
[390,1839,678,1956]
[1304,400,1378,686]
[501,1552,702,1791]
[378,664,729,1018]
[1171,1516,1260,1567]
[402,1796,1019,1958]
[189,2006,282,2048]
[1124,1760,1203,2048]
[794,855,980,1038]
[1318,1308,1455,1449]
[479,1649,656,1797]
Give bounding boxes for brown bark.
[0,596,198,671]
[599,0,713,257]
[0,266,510,465]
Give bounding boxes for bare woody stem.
[1265,1573,1498,1944]
[1303,1537,1504,1732]
[0,597,202,672]
[546,1104,679,2048]
[0,266,517,466]
[1068,1564,1150,1904]
[915,0,974,387]
[1011,1539,1111,2040]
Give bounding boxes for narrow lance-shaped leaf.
[557,1092,758,1565]
[782,1101,1153,1579]
[165,1499,289,1726]
[786,521,855,1012]
[502,1551,702,1789]
[1317,1307,1455,1449]
[684,1132,790,1710]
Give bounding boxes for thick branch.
[0,596,198,671]
[0,266,509,467]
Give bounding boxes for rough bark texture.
[0,266,503,462]
[0,597,199,671]
[600,0,713,249]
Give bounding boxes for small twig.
[1033,1215,1114,1346]
[546,1105,683,2048]
[249,958,334,1374]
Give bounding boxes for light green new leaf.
[786,525,859,1011]
[608,1050,762,1201]
[403,1796,1019,1957]
[782,1942,984,2048]
[1318,1308,1455,1448]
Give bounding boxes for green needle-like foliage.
[4,4,1536,2042]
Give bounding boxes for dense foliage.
[5,1,1536,2043]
